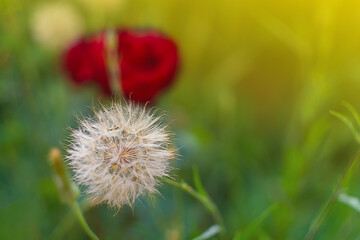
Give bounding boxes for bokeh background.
[2,0,360,239]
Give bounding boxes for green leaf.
[342,101,360,129]
[338,193,360,213]
[304,150,360,240]
[193,225,222,240]
[193,165,208,197]
[233,231,241,240]
[235,203,279,240]
[330,110,360,144]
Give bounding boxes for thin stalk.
[161,177,225,230]
[49,200,90,240]
[105,29,121,95]
[71,201,99,240]
[304,149,360,240]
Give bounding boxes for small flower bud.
[49,148,79,204]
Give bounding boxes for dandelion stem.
[303,149,360,240]
[161,177,225,230]
[49,200,90,240]
[71,201,99,240]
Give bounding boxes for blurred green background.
[2,0,360,239]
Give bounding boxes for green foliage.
[234,204,279,240]
[193,225,222,240]
[3,0,360,239]
[338,193,360,213]
[330,102,360,144]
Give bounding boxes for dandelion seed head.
[66,102,175,210]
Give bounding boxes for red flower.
[117,29,179,103]
[62,29,179,103]
[63,33,111,94]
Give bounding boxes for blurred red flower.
[63,33,111,94]
[118,29,179,102]
[62,29,179,103]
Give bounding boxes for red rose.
[63,29,179,103]
[63,33,111,94]
[117,29,179,102]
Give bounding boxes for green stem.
[303,149,360,240]
[49,200,90,240]
[161,177,225,230]
[71,201,99,240]
[105,29,121,95]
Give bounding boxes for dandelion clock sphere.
[66,102,175,209]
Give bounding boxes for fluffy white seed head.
[66,102,175,210]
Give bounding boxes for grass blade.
[338,193,360,212]
[234,203,279,240]
[342,101,360,130]
[193,225,222,240]
[193,165,208,198]
[303,150,360,240]
[330,110,360,144]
